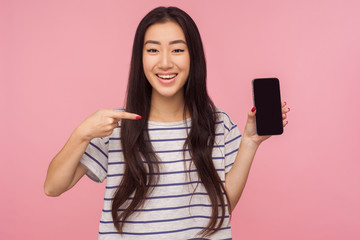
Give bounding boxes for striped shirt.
[80,109,242,239]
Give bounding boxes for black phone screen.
[252,78,283,135]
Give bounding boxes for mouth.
[156,73,178,80]
[155,73,178,85]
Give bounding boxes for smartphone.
[252,78,283,135]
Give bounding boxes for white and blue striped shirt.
[80,109,242,239]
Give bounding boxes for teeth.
[157,74,177,79]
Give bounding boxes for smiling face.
[142,21,190,101]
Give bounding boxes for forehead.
[144,21,186,43]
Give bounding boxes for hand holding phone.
[252,78,283,135]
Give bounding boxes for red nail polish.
[136,115,142,120]
[251,107,256,112]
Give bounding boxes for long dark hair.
[112,6,231,237]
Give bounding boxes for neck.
[149,91,189,122]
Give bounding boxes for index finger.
[107,110,142,120]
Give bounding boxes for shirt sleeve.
[222,113,242,174]
[80,137,109,183]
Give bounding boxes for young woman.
[44,6,290,239]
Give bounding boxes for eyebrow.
[144,40,187,45]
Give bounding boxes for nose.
[158,52,173,70]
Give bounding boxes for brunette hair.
[112,6,231,237]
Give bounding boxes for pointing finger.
[107,110,142,120]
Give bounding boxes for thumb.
[248,106,256,120]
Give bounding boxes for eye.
[146,49,158,53]
[173,49,185,53]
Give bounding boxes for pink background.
[1,0,360,239]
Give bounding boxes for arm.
[44,129,90,197]
[225,136,259,213]
[225,102,290,212]
[44,110,141,197]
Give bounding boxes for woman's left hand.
[242,101,290,146]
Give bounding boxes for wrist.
[73,125,92,143]
[241,135,261,149]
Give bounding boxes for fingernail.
[251,107,256,112]
[136,115,142,120]
[288,108,290,111]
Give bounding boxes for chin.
[153,89,183,99]
[159,92,178,98]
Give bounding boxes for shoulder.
[215,108,237,127]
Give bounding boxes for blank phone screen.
[252,78,283,135]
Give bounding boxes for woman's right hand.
[76,109,141,142]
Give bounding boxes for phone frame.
[252,78,283,136]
